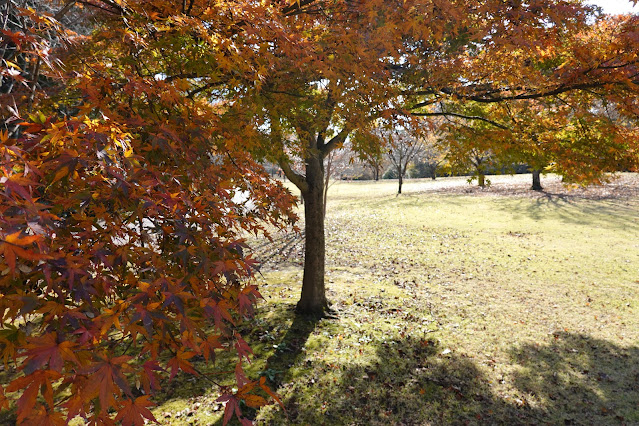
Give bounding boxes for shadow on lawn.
[503,195,639,231]
[263,311,321,390]
[509,332,639,424]
[268,329,639,425]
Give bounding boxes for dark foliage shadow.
[499,194,639,232]
[262,311,322,390]
[272,332,639,425]
[280,336,530,425]
[510,332,639,425]
[188,307,321,425]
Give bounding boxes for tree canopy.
[1,0,638,423]
[1,1,296,424]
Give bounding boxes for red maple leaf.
[114,396,157,426]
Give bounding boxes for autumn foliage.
[1,1,295,424]
[439,13,639,185]
[1,0,639,424]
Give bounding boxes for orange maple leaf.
[114,396,157,426]
[83,355,132,413]
[167,350,198,380]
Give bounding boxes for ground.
[42,173,639,425]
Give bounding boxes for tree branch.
[281,0,320,16]
[54,0,77,20]
[278,159,308,193]
[411,111,510,129]
[409,76,638,106]
[465,82,611,103]
[78,0,125,15]
[187,81,224,99]
[320,127,350,157]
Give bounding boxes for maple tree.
[434,12,639,190]
[493,97,637,191]
[441,97,639,190]
[435,102,507,187]
[1,1,295,424]
[1,0,639,423]
[242,0,639,315]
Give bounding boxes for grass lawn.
[154,173,639,425]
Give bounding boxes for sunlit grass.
[152,173,639,424]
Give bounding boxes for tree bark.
[478,173,485,188]
[397,166,403,194]
[296,153,329,316]
[531,169,543,191]
[323,154,331,217]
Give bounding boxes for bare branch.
[412,111,510,129]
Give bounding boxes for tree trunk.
[478,173,485,188]
[398,170,403,194]
[322,184,328,217]
[297,154,329,316]
[531,169,543,191]
[323,156,331,217]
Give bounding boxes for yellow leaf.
[4,60,21,71]
[52,166,69,183]
[4,231,40,246]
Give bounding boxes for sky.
[587,0,639,14]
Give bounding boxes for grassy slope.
[154,174,639,425]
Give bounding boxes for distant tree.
[383,127,426,194]
[352,131,385,181]
[409,134,448,180]
[438,103,505,187]
[488,94,638,191]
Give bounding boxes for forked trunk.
[531,169,543,191]
[297,154,329,315]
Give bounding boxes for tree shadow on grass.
[277,337,530,425]
[150,304,322,425]
[510,332,639,424]
[264,331,639,425]
[262,311,322,390]
[500,194,639,232]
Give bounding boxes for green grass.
[153,173,639,425]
